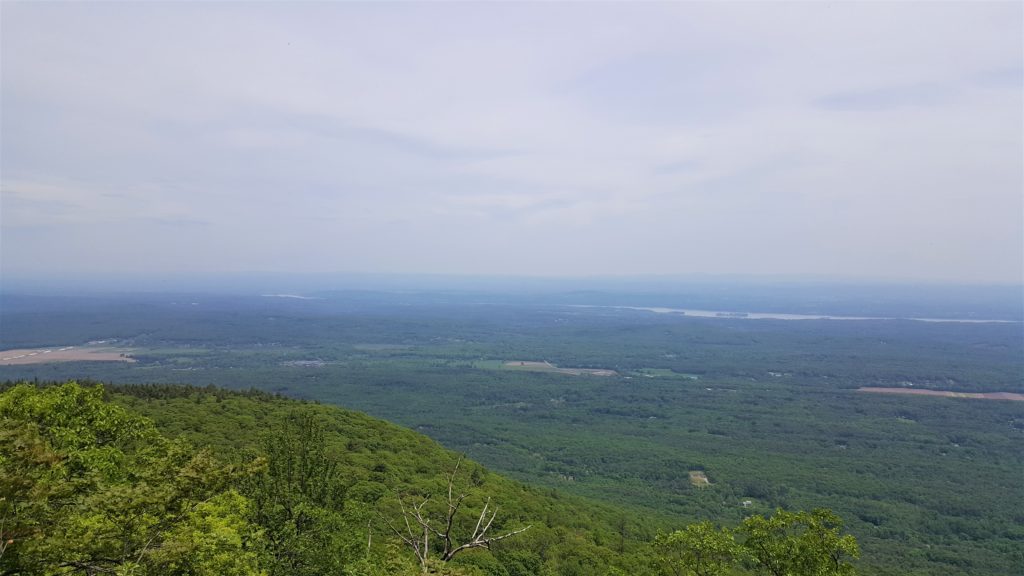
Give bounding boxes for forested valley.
[2,381,860,576]
[4,1,1021,574]
[0,290,1021,575]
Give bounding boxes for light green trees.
[656,509,859,576]
[0,382,263,575]
[654,520,740,576]
[1,382,863,576]
[739,509,859,576]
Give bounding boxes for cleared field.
[0,346,136,365]
[632,368,700,379]
[353,343,412,351]
[689,471,710,488]
[858,387,1024,401]
[502,360,617,377]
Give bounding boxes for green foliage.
[654,521,739,576]
[0,380,875,576]
[108,382,666,575]
[738,509,858,576]
[151,490,263,576]
[1,292,1021,575]
[242,412,349,576]
[655,510,858,576]
[4,382,676,575]
[0,382,263,575]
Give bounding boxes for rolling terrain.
[1,287,1021,575]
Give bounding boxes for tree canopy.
[0,382,262,575]
[0,382,860,576]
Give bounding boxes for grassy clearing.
[353,343,414,351]
[501,360,617,377]
[630,368,700,379]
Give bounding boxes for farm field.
[0,344,136,365]
[858,387,1024,401]
[501,360,618,377]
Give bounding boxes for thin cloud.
[815,83,951,111]
[1,2,1020,283]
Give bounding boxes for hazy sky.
[2,2,1022,283]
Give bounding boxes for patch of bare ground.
[503,361,617,377]
[0,346,136,365]
[689,471,710,488]
[858,387,1024,401]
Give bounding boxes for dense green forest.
[1,381,861,575]
[1,292,1021,574]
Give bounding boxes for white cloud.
[1,1,1020,282]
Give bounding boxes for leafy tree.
[738,509,858,576]
[793,509,859,576]
[0,381,869,576]
[241,411,349,576]
[653,509,859,576]
[654,520,740,576]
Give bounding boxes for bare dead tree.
[377,457,531,572]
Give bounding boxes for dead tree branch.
[377,456,531,571]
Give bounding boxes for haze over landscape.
[1,3,1023,576]
[2,1,1021,284]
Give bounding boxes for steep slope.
[108,383,662,575]
[1,381,862,576]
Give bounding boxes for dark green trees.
[242,412,349,576]
[1,382,864,576]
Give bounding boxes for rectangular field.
[502,360,617,377]
[857,387,1024,401]
[0,345,136,365]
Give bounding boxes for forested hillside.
[1,381,860,575]
[2,293,1021,575]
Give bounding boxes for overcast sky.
[2,1,1021,284]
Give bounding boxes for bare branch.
[447,457,463,504]
[479,506,498,539]
[470,498,490,540]
[382,458,531,569]
[442,457,468,556]
[443,524,533,560]
[489,525,532,543]
[376,510,418,552]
